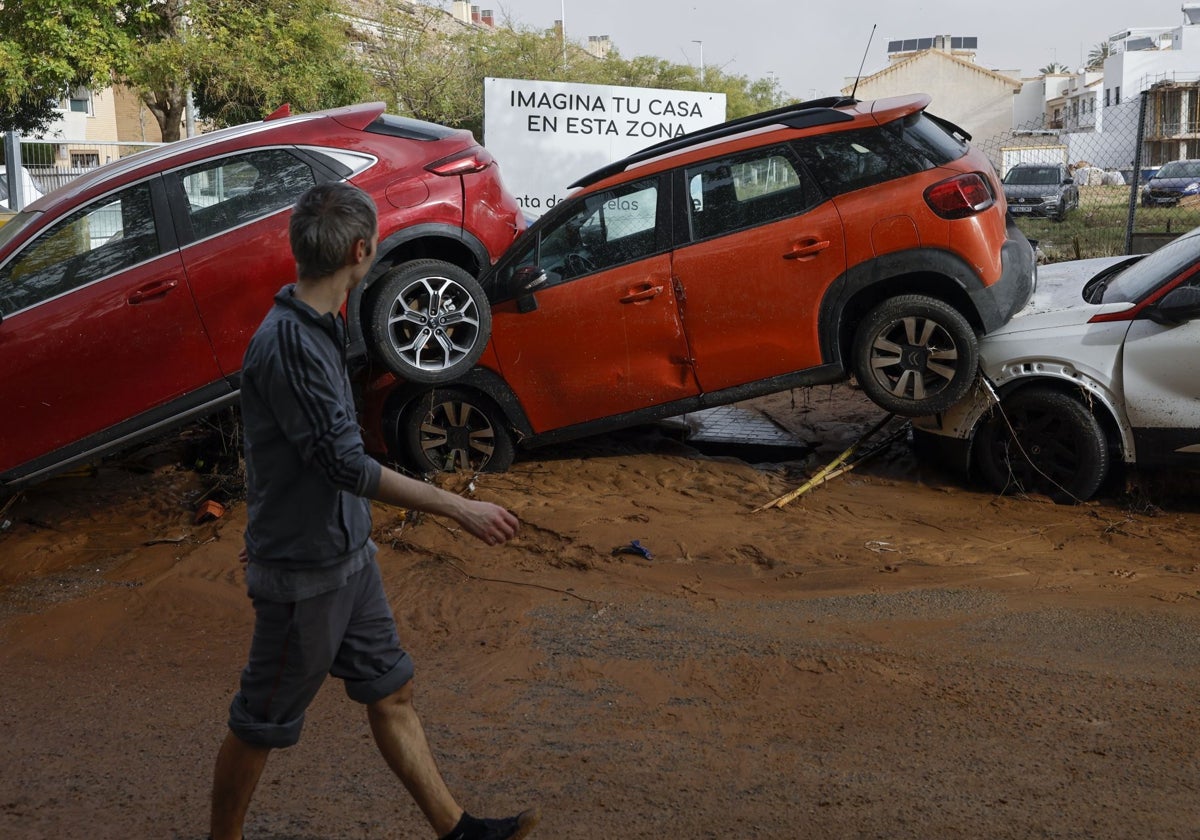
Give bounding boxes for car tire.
[367,259,491,384]
[851,294,979,417]
[972,387,1109,503]
[390,386,514,473]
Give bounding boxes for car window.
[178,149,317,240]
[0,182,159,315]
[520,178,660,285]
[1004,167,1062,185]
[1100,229,1200,303]
[686,147,819,241]
[793,125,936,197]
[1155,160,1200,179]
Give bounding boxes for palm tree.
[1039,62,1070,75]
[1086,41,1112,70]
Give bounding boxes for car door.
[489,176,698,433]
[167,148,327,378]
[1120,279,1200,465]
[670,145,846,393]
[0,177,223,476]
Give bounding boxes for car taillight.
[924,173,994,219]
[426,147,495,176]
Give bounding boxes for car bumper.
[969,217,1036,334]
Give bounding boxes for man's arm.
[374,466,519,546]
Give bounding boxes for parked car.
[912,227,1200,502]
[1001,162,1078,220]
[0,165,45,211]
[368,93,1036,474]
[1140,159,1200,206]
[0,102,524,488]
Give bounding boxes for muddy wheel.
[389,386,514,473]
[851,294,978,416]
[973,387,1109,503]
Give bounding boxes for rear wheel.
[367,259,491,384]
[851,295,979,416]
[390,386,514,473]
[973,387,1109,503]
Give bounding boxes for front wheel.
[367,259,491,384]
[851,295,979,416]
[390,387,515,474]
[972,387,1109,503]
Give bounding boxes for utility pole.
[693,40,704,84]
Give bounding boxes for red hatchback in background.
[0,102,524,488]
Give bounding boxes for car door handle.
[783,239,831,260]
[128,279,179,304]
[619,284,664,304]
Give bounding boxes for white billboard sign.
[484,77,726,218]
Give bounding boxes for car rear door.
[489,175,699,432]
[670,145,846,393]
[166,148,329,378]
[0,177,223,475]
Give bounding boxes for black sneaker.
[440,807,540,840]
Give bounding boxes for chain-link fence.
[974,90,1200,263]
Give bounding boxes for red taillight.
[924,173,994,219]
[426,146,495,176]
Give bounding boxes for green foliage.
[367,12,789,138]
[1086,42,1112,70]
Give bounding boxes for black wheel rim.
[990,404,1084,493]
[867,315,961,402]
[417,398,496,471]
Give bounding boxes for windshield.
[1155,160,1200,179]
[0,211,36,249]
[1099,228,1200,303]
[1004,166,1060,185]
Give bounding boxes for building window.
[1105,89,1111,107]
[1115,86,1121,105]
[60,86,93,115]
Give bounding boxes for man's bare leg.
[368,681,464,837]
[210,730,271,840]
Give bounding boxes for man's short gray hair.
[289,182,378,280]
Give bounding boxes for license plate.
[1010,206,1032,213]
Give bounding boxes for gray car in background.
[1002,162,1079,221]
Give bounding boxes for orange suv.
[370,93,1036,472]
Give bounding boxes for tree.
[0,0,129,134]
[1039,62,1070,75]
[1086,41,1112,70]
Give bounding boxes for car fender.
[383,365,535,443]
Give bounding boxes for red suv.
[0,102,523,488]
[370,94,1036,473]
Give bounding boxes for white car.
[913,228,1200,502]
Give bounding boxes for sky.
[483,0,1192,100]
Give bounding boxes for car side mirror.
[1146,285,1200,326]
[511,265,547,314]
[1063,177,1074,185]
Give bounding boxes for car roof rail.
[569,96,859,189]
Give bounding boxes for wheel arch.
[978,372,1131,468]
[347,223,492,352]
[820,251,984,369]
[380,367,535,455]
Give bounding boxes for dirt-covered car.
[913,228,1200,502]
[368,94,1036,474]
[0,102,523,488]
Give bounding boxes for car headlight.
[1185,182,1200,195]
[1042,194,1061,202]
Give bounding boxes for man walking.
[210,181,538,840]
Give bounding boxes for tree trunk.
[143,86,187,143]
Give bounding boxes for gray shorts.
[227,559,414,748]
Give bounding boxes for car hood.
[989,255,1135,335]
[1004,183,1060,198]
[1146,176,1200,189]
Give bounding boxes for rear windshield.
[364,114,459,142]
[1003,166,1061,185]
[792,111,968,197]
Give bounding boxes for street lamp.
[692,39,704,84]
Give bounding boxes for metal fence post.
[1125,91,1149,255]
[4,131,24,211]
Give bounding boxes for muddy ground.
[1,385,1198,839]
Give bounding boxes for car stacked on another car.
[0,102,525,488]
[913,227,1200,502]
[368,93,1037,474]
[1001,162,1079,221]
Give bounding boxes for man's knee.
[369,679,415,712]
